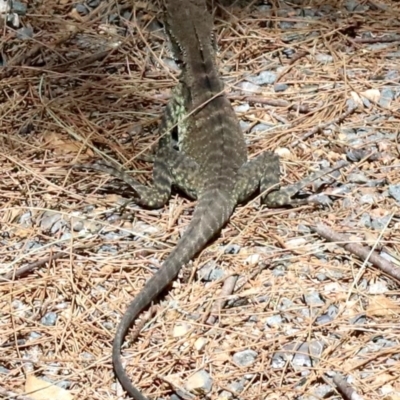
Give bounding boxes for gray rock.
[385,70,399,81]
[41,312,58,326]
[246,71,276,85]
[75,3,89,14]
[379,88,394,108]
[360,212,372,228]
[16,26,33,40]
[87,0,100,7]
[279,297,294,310]
[272,266,286,277]
[224,244,240,254]
[12,1,27,15]
[234,103,250,113]
[185,370,213,394]
[316,304,338,325]
[316,273,327,281]
[292,341,325,367]
[371,214,391,230]
[345,0,367,11]
[238,81,260,93]
[19,211,32,226]
[313,384,334,398]
[265,314,283,327]
[279,21,295,29]
[349,313,367,325]
[251,123,274,132]
[40,211,63,231]
[233,350,258,367]
[389,184,400,203]
[304,291,324,306]
[387,51,400,59]
[0,366,10,374]
[360,194,375,205]
[29,332,42,340]
[197,263,225,282]
[315,53,333,64]
[368,280,388,294]
[348,173,368,184]
[72,220,84,232]
[274,83,289,92]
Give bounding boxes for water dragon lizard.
[80,0,346,398]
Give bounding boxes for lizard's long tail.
[113,188,235,400]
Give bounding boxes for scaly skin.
[76,1,347,398]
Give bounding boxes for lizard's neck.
[165,0,224,104]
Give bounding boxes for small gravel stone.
[194,337,207,351]
[304,291,324,306]
[313,384,334,398]
[379,88,394,108]
[16,26,33,40]
[360,194,375,204]
[197,263,224,281]
[75,3,89,14]
[369,280,388,294]
[315,53,333,63]
[41,312,58,326]
[173,323,191,337]
[385,70,399,81]
[19,211,32,226]
[274,83,289,92]
[224,244,240,254]
[233,350,258,367]
[238,81,260,93]
[265,314,283,327]
[0,366,10,374]
[389,184,400,203]
[234,103,250,113]
[87,0,100,7]
[349,314,367,325]
[246,71,276,85]
[72,220,84,231]
[40,211,63,231]
[360,212,372,228]
[251,123,274,132]
[185,370,212,394]
[348,173,368,184]
[371,214,391,230]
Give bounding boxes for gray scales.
[79,0,347,398]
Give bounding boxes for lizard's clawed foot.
[263,160,349,208]
[74,161,142,192]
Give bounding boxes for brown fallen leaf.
[25,375,74,400]
[366,295,400,317]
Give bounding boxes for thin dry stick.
[332,374,365,400]
[229,95,311,114]
[206,275,238,325]
[1,251,65,281]
[0,388,35,400]
[291,106,357,148]
[311,221,400,282]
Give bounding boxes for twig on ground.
[291,106,357,148]
[332,374,365,400]
[229,95,310,113]
[206,275,238,325]
[0,388,35,400]
[311,223,400,281]
[1,245,91,281]
[354,36,400,43]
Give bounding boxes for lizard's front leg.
[78,146,200,209]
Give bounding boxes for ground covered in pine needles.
[1,0,400,399]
